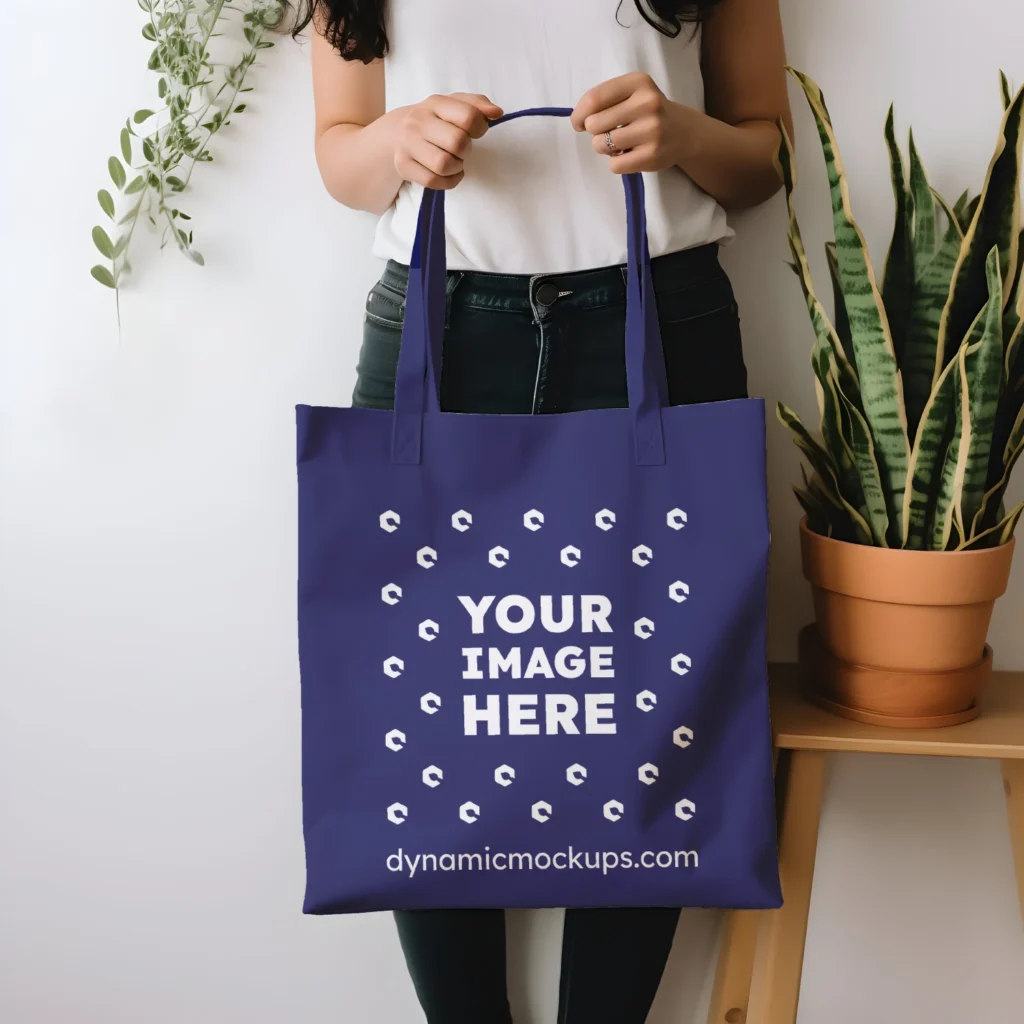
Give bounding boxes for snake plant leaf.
[776,401,841,498]
[989,285,1024,496]
[937,83,1024,373]
[827,354,891,545]
[961,500,1023,549]
[813,344,875,530]
[776,121,860,395]
[793,485,829,534]
[1007,227,1024,325]
[825,243,852,356]
[1002,70,1013,111]
[903,199,968,439]
[957,248,1005,534]
[973,401,1024,536]
[776,402,874,543]
[961,194,982,234]
[930,345,967,550]
[882,107,914,359]
[908,129,937,274]
[930,188,966,245]
[788,69,909,536]
[902,352,959,548]
[952,189,973,231]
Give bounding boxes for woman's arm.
[570,0,792,211]
[311,29,502,215]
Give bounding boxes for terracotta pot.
[799,518,1014,722]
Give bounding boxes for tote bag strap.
[391,107,668,467]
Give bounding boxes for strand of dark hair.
[289,0,721,63]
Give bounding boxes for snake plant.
[778,69,1024,550]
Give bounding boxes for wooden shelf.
[768,663,1024,760]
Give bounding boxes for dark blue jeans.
[352,244,747,1024]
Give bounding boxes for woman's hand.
[393,93,504,190]
[571,73,694,175]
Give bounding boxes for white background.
[3,1,1024,1021]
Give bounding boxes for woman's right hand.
[392,94,504,190]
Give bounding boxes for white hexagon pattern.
[634,617,655,639]
[560,545,582,567]
[673,725,694,749]
[523,509,544,531]
[675,798,696,821]
[636,689,657,712]
[532,800,553,822]
[671,653,692,676]
[372,501,709,828]
[603,799,625,822]
[667,508,688,530]
[631,544,653,566]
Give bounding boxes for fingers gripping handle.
[391,108,667,466]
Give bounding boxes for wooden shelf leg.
[706,750,783,1024]
[707,910,762,1024]
[1002,760,1024,931]
[746,749,827,1024]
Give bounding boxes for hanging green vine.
[91,0,286,293]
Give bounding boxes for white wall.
[2,1,1023,1021]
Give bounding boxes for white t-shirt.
[372,0,732,274]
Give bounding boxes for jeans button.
[535,282,559,307]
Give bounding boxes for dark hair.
[291,1,721,63]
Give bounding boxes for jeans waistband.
[380,244,724,315]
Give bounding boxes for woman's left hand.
[571,73,694,174]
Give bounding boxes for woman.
[296,1,791,1020]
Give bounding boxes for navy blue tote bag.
[296,109,780,914]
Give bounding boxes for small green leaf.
[142,139,155,162]
[158,77,168,99]
[166,175,185,191]
[191,250,205,266]
[125,175,145,195]
[108,156,126,190]
[92,226,114,259]
[133,109,155,124]
[141,22,156,41]
[97,189,115,219]
[91,265,116,288]
[112,235,129,259]
[120,128,132,163]
[233,103,247,113]
[177,212,191,221]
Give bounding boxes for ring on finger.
[604,130,621,155]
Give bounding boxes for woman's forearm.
[668,103,783,211]
[315,109,406,216]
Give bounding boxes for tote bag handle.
[390,107,668,467]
